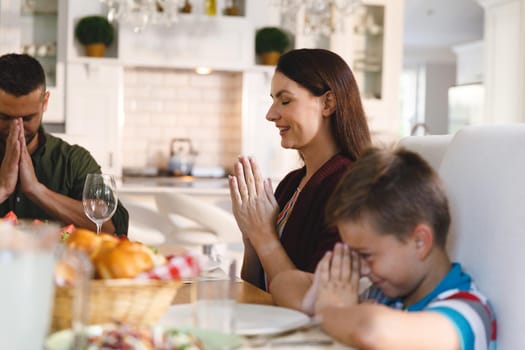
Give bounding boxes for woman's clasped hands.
[228,156,279,249]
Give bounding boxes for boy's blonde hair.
[326,147,451,247]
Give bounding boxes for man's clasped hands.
[0,119,40,201]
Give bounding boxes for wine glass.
[82,173,118,234]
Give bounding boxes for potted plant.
[74,15,114,57]
[255,27,290,65]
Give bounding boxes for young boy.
[270,148,497,350]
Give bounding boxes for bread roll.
[65,228,102,258]
[94,240,154,279]
[65,229,120,258]
[63,228,162,280]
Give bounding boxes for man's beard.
[25,132,37,146]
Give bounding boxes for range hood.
[118,17,254,72]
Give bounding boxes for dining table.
[170,279,353,350]
[172,280,273,306]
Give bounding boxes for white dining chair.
[119,197,169,246]
[154,192,241,246]
[439,124,525,349]
[397,134,454,171]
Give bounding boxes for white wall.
[122,68,243,172]
[402,47,457,135]
[424,63,456,134]
[480,0,525,124]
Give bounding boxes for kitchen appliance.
[168,138,198,176]
[448,83,484,133]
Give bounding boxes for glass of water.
[82,173,118,234]
[193,258,237,333]
[0,220,60,349]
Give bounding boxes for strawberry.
[3,211,18,224]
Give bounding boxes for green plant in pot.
[255,27,290,65]
[74,15,114,57]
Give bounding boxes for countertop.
[118,175,230,195]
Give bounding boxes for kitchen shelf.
[21,10,57,16]
[248,64,276,73]
[19,1,59,88]
[68,57,121,65]
[20,0,58,15]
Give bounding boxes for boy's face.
[338,217,425,300]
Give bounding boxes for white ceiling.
[403,0,484,49]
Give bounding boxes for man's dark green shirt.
[0,129,129,235]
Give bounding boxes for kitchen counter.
[119,176,230,195]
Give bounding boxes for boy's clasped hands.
[303,242,366,316]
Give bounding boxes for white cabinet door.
[65,62,123,176]
[355,0,404,143]
[453,41,484,85]
[0,0,66,123]
[281,0,404,142]
[118,17,254,71]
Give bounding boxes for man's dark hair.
[0,53,46,97]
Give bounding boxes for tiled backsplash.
[122,67,243,172]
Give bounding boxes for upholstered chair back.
[439,124,525,349]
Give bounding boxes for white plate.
[159,303,311,336]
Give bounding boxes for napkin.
[135,254,201,281]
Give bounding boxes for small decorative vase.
[205,0,216,15]
[85,43,106,57]
[224,0,240,16]
[180,0,192,13]
[261,51,281,66]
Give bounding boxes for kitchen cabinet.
[64,0,254,71]
[350,4,385,100]
[292,0,404,142]
[65,62,123,176]
[0,0,66,123]
[350,0,404,142]
[453,41,484,85]
[118,16,254,71]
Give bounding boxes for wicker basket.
[51,279,182,332]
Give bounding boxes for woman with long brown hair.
[229,48,371,292]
